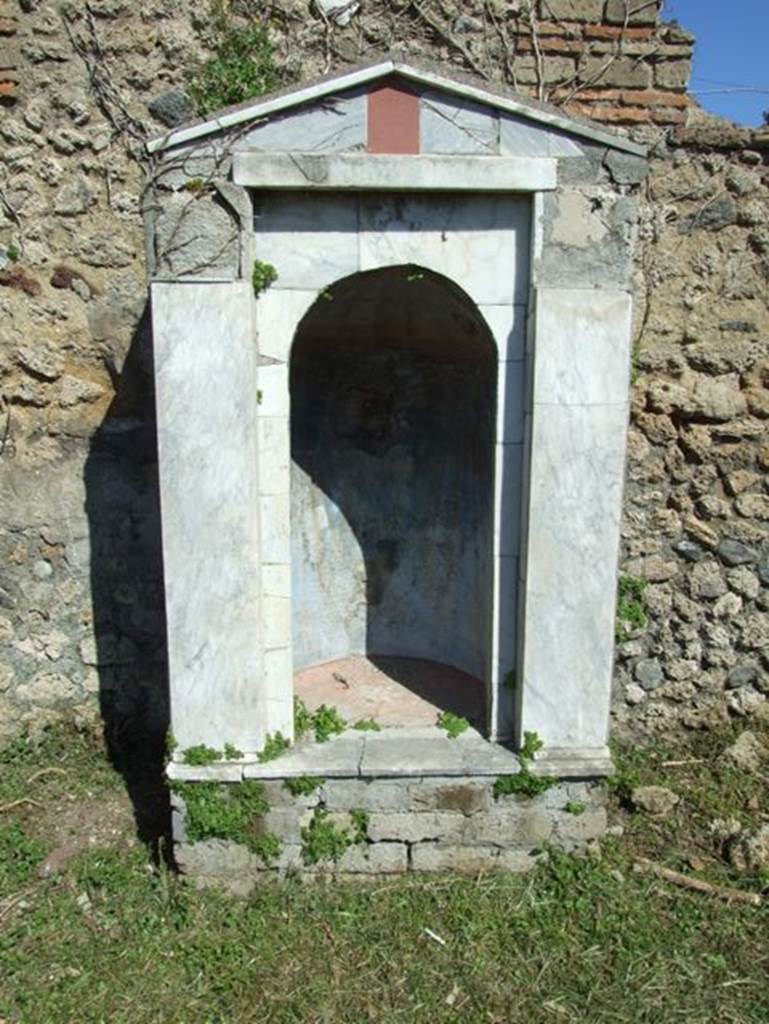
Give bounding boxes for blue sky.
[664,0,769,126]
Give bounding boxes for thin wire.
[690,87,769,96]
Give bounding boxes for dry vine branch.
[0,798,42,813]
[634,858,763,907]
[411,0,491,81]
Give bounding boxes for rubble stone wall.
[0,0,766,748]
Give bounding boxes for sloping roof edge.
[146,59,648,157]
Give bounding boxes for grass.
[1,722,768,1023]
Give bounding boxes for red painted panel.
[368,81,420,154]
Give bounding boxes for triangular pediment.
[147,60,646,158]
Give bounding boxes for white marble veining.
[152,281,266,751]
[420,90,499,154]
[257,416,290,496]
[256,288,315,362]
[253,192,359,291]
[263,595,291,650]
[236,90,366,153]
[533,289,633,406]
[500,113,583,158]
[262,563,291,598]
[150,59,647,157]
[359,194,530,306]
[257,363,289,419]
[234,153,557,193]
[520,400,629,750]
[260,493,291,563]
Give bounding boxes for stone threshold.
[167,727,613,782]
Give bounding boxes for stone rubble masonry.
[0,0,767,749]
[172,778,605,887]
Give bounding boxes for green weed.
[616,574,648,640]
[311,705,346,744]
[258,732,290,763]
[353,718,381,732]
[252,259,278,296]
[301,808,352,865]
[284,775,324,797]
[186,7,281,115]
[437,711,469,739]
[172,780,269,853]
[182,744,222,766]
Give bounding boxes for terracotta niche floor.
[293,655,486,730]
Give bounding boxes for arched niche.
[290,265,497,730]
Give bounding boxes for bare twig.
[526,4,546,102]
[0,887,36,925]
[411,1,491,82]
[634,859,763,907]
[0,798,43,813]
[27,767,68,784]
[660,758,705,768]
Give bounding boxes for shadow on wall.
[83,300,171,862]
[290,266,497,727]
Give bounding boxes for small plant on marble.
[301,808,354,865]
[294,698,314,739]
[615,574,648,641]
[6,242,19,262]
[495,730,553,799]
[258,732,290,762]
[312,705,347,744]
[252,259,278,296]
[223,743,243,761]
[293,699,347,744]
[520,731,545,761]
[284,775,324,797]
[494,771,553,799]
[437,711,469,739]
[182,744,223,766]
[353,718,381,732]
[565,800,587,816]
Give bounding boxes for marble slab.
[257,417,290,497]
[257,363,289,418]
[358,193,530,306]
[234,152,557,192]
[500,113,583,158]
[256,287,315,362]
[237,90,366,153]
[420,90,499,154]
[520,401,629,750]
[253,192,359,292]
[533,289,633,406]
[151,280,266,752]
[260,493,291,563]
